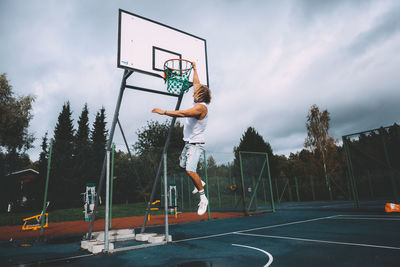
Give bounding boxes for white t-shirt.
[183,102,208,143]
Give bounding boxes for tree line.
[42,102,108,208]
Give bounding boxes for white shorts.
[179,142,204,172]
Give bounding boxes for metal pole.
[342,136,359,208]
[110,143,115,229]
[163,153,169,242]
[141,94,184,233]
[87,70,132,239]
[40,139,53,237]
[203,150,211,219]
[239,152,249,216]
[265,153,275,212]
[104,150,110,252]
[188,176,192,208]
[180,174,184,211]
[295,177,300,202]
[217,176,221,209]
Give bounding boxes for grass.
[0,202,165,227]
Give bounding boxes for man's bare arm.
[192,61,200,90]
[152,104,206,119]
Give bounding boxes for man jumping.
[152,61,211,215]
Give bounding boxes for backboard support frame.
[87,10,210,252]
[86,70,185,252]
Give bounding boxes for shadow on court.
[1,200,399,267]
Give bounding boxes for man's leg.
[184,144,205,190]
[186,171,204,190]
[179,142,189,169]
[192,180,206,194]
[185,144,208,215]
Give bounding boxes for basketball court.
[2,201,400,266]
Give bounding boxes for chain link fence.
[343,124,400,208]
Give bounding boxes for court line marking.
[232,243,273,267]
[236,215,340,233]
[331,217,400,221]
[234,232,400,250]
[173,232,234,243]
[277,202,354,208]
[319,203,354,208]
[289,203,352,207]
[173,215,338,243]
[335,214,400,218]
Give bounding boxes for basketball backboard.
[118,9,209,87]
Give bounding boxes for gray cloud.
[348,4,400,56]
[1,0,399,164]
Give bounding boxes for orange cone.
[385,203,400,212]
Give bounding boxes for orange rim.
[164,58,193,72]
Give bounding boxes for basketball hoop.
[164,59,193,95]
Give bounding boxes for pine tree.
[39,133,49,172]
[234,127,273,155]
[90,107,107,183]
[233,127,274,174]
[51,102,75,208]
[74,104,91,194]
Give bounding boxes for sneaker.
[192,180,206,194]
[197,198,208,216]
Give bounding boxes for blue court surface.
[1,201,399,267]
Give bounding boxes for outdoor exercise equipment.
[22,201,50,231]
[82,183,96,221]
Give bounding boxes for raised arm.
[192,61,200,90]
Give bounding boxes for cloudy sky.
[1,0,400,164]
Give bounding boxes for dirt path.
[0,211,243,241]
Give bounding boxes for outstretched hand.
[152,108,164,115]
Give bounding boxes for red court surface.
[0,211,243,241]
